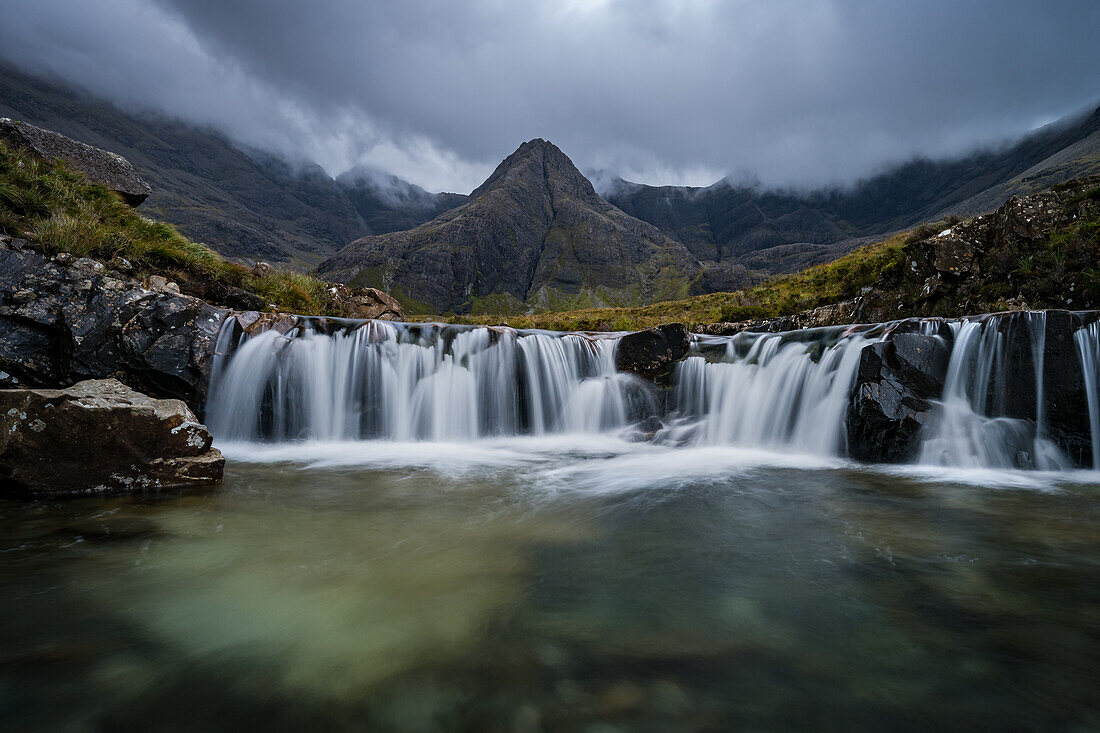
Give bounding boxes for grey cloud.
[0,0,1097,193]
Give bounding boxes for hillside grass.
[426,231,911,331]
[0,141,339,314]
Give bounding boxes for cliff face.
[318,140,701,313]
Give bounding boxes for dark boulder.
[0,379,223,496]
[846,331,951,463]
[0,118,152,206]
[615,323,691,382]
[0,244,226,412]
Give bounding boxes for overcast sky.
[0,0,1097,193]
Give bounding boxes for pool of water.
[2,437,1098,731]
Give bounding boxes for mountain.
[335,166,467,236]
[318,140,703,313]
[0,66,463,266]
[602,105,1100,273]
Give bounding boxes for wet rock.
[993,310,1092,464]
[0,379,223,496]
[846,331,950,463]
[615,323,690,381]
[0,246,226,411]
[237,311,298,335]
[0,118,152,206]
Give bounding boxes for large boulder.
[0,379,223,496]
[0,243,227,412]
[0,118,152,206]
[327,283,406,320]
[846,327,951,463]
[615,323,691,382]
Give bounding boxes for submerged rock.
[0,379,223,496]
[0,118,152,206]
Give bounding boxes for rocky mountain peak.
[317,139,701,313]
[469,138,600,204]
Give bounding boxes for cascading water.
[206,311,1100,471]
[206,320,651,442]
[666,330,868,455]
[918,316,1070,470]
[1074,321,1100,469]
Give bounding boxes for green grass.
[423,231,909,331]
[0,141,340,315]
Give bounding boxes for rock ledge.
[0,378,224,496]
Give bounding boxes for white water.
[206,322,650,442]
[919,316,1070,470]
[667,332,868,455]
[1074,321,1100,469]
[206,313,1100,471]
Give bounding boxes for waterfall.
[918,316,1070,470]
[667,331,868,455]
[1074,321,1100,469]
[206,320,645,442]
[206,312,1100,471]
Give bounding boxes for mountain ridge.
[317,139,703,313]
[602,104,1100,272]
[0,65,462,266]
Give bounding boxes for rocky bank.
[0,379,223,496]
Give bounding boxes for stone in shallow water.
[0,378,223,496]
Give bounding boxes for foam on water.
[206,314,1100,477]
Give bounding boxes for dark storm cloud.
[1,0,1097,192]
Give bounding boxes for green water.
[1,439,1098,731]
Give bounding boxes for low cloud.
[1,0,1096,193]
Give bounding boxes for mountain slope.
[336,166,467,236]
[0,66,464,266]
[318,140,702,313]
[434,175,1100,332]
[603,105,1100,271]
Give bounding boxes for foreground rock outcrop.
[0,118,152,206]
[0,379,223,496]
[0,241,226,410]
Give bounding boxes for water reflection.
[1,443,1097,731]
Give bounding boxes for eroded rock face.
[0,244,226,411]
[0,118,152,206]
[615,324,691,382]
[0,379,223,496]
[846,328,952,463]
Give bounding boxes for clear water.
[2,438,1098,732]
